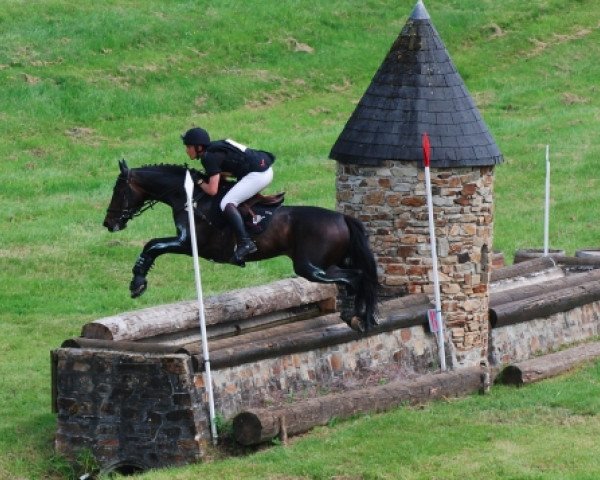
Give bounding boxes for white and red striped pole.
[422,133,447,371]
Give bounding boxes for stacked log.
[233,366,484,446]
[490,257,557,284]
[67,290,433,374]
[490,269,600,328]
[192,294,432,371]
[497,341,600,386]
[80,277,337,341]
[490,257,564,294]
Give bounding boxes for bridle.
[105,171,159,225]
[106,167,208,226]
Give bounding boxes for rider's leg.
[220,168,273,263]
[222,203,257,261]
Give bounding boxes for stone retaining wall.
[204,323,441,424]
[54,292,600,471]
[489,300,600,365]
[53,349,205,471]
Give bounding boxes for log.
[179,312,342,356]
[496,341,600,386]
[81,277,337,341]
[490,267,564,294]
[555,255,600,268]
[513,248,565,264]
[490,279,600,328]
[195,295,432,371]
[232,366,483,445]
[61,337,182,354]
[135,302,322,349]
[490,268,600,308]
[490,256,557,283]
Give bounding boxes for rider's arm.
[200,173,220,196]
[200,151,223,196]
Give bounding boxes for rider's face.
[185,144,197,160]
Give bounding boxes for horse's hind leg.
[292,260,360,289]
[293,260,367,331]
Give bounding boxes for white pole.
[184,171,218,445]
[422,133,447,372]
[543,145,550,256]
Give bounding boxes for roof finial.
[410,0,430,20]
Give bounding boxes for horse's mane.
[137,163,202,177]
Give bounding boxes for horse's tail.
[344,215,379,327]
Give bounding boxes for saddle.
[238,192,285,234]
[200,190,285,234]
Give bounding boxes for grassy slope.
[1,0,599,478]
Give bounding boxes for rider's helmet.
[181,127,210,146]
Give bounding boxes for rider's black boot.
[223,203,257,265]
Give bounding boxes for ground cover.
[1,0,600,478]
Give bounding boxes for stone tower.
[329,0,503,367]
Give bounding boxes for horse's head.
[102,159,147,232]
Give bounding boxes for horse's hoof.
[349,316,366,333]
[130,276,147,298]
[229,256,246,268]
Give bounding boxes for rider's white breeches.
[220,167,274,210]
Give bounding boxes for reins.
[108,167,210,224]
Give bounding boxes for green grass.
[129,362,600,480]
[2,0,600,478]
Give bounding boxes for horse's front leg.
[130,228,191,298]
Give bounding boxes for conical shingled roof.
[329,0,503,167]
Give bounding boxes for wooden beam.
[555,255,600,268]
[496,341,600,386]
[232,366,483,445]
[490,257,557,283]
[490,269,600,309]
[178,312,342,356]
[196,295,432,372]
[81,277,337,341]
[61,337,182,354]
[490,279,600,328]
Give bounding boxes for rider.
[182,127,275,265]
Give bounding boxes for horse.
[102,160,379,331]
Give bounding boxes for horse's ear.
[119,159,128,174]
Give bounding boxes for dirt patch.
[472,90,496,109]
[485,23,506,40]
[23,73,41,85]
[65,126,95,138]
[562,92,589,105]
[524,26,595,58]
[285,37,314,54]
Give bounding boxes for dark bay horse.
[102,160,379,330]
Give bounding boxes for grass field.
[1,0,600,478]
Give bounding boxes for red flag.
[422,132,431,167]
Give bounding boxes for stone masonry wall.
[337,161,495,367]
[53,298,600,470]
[196,323,441,421]
[489,300,600,365]
[54,350,205,471]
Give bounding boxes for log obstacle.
[191,294,431,370]
[81,277,337,341]
[53,256,600,471]
[53,277,443,470]
[496,341,600,387]
[490,268,600,328]
[233,366,484,446]
[489,256,564,293]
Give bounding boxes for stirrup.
[231,240,257,265]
